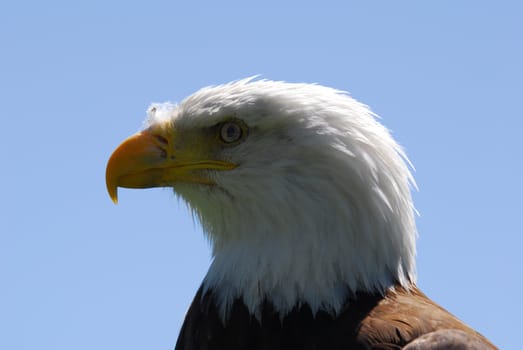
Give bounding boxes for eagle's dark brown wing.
[175,285,496,350]
[402,329,496,350]
[356,287,496,349]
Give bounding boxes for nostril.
[154,134,169,145]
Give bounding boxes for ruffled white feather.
[148,78,417,321]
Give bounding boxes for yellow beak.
[106,128,236,204]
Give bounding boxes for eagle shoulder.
[175,286,496,350]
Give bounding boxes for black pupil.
[223,123,240,142]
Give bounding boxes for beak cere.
[105,127,237,204]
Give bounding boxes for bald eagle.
[106,79,496,349]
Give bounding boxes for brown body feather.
[176,286,496,350]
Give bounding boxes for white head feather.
[147,78,417,320]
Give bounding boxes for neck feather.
[182,163,417,321]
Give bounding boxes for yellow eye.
[220,121,243,143]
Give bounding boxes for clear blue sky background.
[1,1,521,349]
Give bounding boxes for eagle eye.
[219,121,244,144]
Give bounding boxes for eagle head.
[106,78,417,319]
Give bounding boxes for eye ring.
[219,121,244,144]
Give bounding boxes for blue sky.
[1,1,521,349]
